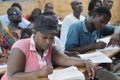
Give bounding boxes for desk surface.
[0,48,120,80]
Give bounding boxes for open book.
[48,66,85,80]
[96,36,119,51]
[79,52,112,63]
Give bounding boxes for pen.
[43,56,48,65]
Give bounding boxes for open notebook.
[79,52,112,63]
[96,36,119,51]
[48,66,85,80]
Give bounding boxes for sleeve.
[60,16,71,46]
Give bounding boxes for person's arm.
[52,47,96,79]
[66,41,106,54]
[7,48,53,80]
[108,27,120,46]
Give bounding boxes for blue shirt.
[65,20,97,50]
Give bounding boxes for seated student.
[0,7,22,54]
[1,11,96,80]
[0,2,31,29]
[65,6,110,54]
[65,6,120,80]
[60,0,85,47]
[84,0,114,38]
[28,8,42,24]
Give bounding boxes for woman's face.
[93,2,102,11]
[34,31,55,50]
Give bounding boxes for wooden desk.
[0,47,119,80]
[101,49,120,58]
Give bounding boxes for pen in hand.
[43,56,48,65]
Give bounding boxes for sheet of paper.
[96,36,119,51]
[79,52,112,63]
[48,66,85,80]
[96,36,111,44]
[0,63,7,69]
[96,45,119,51]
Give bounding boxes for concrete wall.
[0,0,119,23]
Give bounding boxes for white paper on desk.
[0,63,7,69]
[96,45,119,51]
[79,52,112,63]
[96,36,111,44]
[96,36,119,51]
[48,66,85,80]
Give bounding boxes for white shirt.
[54,36,65,52]
[60,13,85,47]
[0,14,31,29]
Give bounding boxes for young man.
[0,7,22,54]
[103,0,113,10]
[60,0,85,47]
[0,2,31,29]
[1,11,95,80]
[65,6,110,54]
[65,6,120,80]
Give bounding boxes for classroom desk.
[0,48,120,80]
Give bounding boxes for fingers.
[85,60,96,79]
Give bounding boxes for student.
[1,11,95,80]
[65,6,120,80]
[60,0,85,47]
[84,0,102,19]
[0,7,22,54]
[0,2,31,29]
[28,8,42,24]
[65,6,110,54]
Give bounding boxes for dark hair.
[11,2,22,11]
[44,2,53,8]
[88,0,102,11]
[34,11,58,35]
[28,8,42,23]
[20,28,33,39]
[94,6,111,18]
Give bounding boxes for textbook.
[79,52,112,63]
[48,66,85,80]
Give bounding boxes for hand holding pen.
[38,65,53,77]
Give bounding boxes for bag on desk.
[48,66,85,80]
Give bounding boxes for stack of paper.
[79,52,112,63]
[48,66,85,80]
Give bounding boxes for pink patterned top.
[1,35,53,80]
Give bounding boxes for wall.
[0,0,119,22]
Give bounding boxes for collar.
[30,34,36,51]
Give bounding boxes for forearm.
[8,71,45,80]
[59,57,87,67]
[67,44,94,54]
[8,70,46,80]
